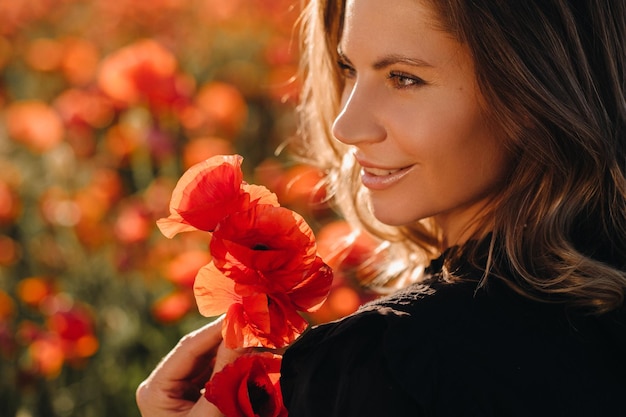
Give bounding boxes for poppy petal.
[194,262,240,317]
[210,205,317,289]
[175,164,247,232]
[243,183,280,207]
[288,256,334,312]
[157,154,247,237]
[222,296,271,349]
[265,293,309,347]
[155,215,198,239]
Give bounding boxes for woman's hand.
[136,316,243,417]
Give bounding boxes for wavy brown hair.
[293,0,626,313]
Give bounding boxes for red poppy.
[205,352,287,417]
[191,81,248,137]
[157,155,278,238]
[210,204,317,290]
[0,180,21,226]
[0,290,14,321]
[194,263,311,348]
[46,304,99,361]
[161,153,333,347]
[151,290,194,324]
[97,39,193,113]
[5,100,65,153]
[16,277,56,308]
[165,250,212,288]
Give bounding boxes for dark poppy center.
[247,381,271,416]
[252,243,270,250]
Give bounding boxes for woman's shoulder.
[282,277,626,416]
[285,275,555,362]
[290,271,626,354]
[280,285,444,416]
[280,279,494,415]
[286,278,483,359]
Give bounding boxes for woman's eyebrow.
[337,47,433,69]
[372,53,433,69]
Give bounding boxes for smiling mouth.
[359,165,414,190]
[362,166,406,176]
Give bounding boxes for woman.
[137,0,626,415]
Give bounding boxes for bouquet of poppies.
[157,154,333,416]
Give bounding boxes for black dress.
[280,251,626,416]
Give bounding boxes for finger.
[171,343,250,417]
[188,396,224,417]
[185,343,249,417]
[136,316,225,414]
[212,341,249,377]
[153,315,225,382]
[185,344,247,417]
[178,345,240,417]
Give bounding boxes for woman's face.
[333,0,510,246]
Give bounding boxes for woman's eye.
[337,60,356,79]
[387,72,424,89]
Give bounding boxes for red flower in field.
[205,352,287,417]
[0,180,21,226]
[114,201,152,244]
[165,250,212,288]
[182,136,235,170]
[157,155,278,238]
[0,290,14,322]
[53,88,114,129]
[5,100,65,153]
[27,334,66,378]
[151,290,194,324]
[16,277,56,308]
[45,300,99,361]
[97,39,194,113]
[17,297,99,377]
[275,164,328,215]
[190,81,248,137]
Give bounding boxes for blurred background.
[0,1,379,416]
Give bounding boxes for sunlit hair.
[294,0,626,313]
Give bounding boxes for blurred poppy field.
[0,1,380,416]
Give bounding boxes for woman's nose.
[332,82,386,145]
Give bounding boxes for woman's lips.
[362,167,402,176]
[360,165,413,190]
